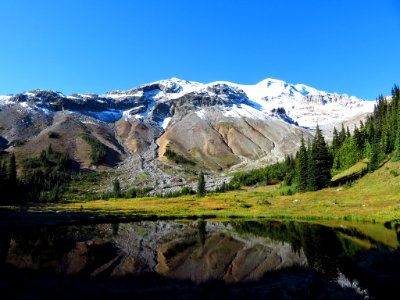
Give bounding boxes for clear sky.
[0,0,399,99]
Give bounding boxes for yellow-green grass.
[331,159,368,182]
[51,160,400,224]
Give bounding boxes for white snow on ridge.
[223,104,269,120]
[0,96,13,106]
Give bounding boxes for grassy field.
[50,159,400,224]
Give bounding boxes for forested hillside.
[231,85,400,192]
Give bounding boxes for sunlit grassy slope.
[55,160,400,223]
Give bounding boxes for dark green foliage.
[48,131,60,139]
[310,126,332,190]
[197,172,206,197]
[368,136,380,172]
[296,137,308,192]
[7,153,17,189]
[76,185,153,201]
[332,138,364,172]
[164,148,195,165]
[0,149,77,203]
[80,133,108,164]
[20,150,75,202]
[123,186,153,198]
[158,186,195,198]
[332,127,340,152]
[396,136,400,161]
[215,181,240,193]
[306,139,317,191]
[112,179,121,197]
[230,161,288,187]
[0,161,5,198]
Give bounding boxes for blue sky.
[0,0,399,99]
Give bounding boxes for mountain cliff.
[0,77,374,190]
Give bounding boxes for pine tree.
[346,126,351,138]
[397,135,400,161]
[339,123,347,146]
[306,139,316,191]
[7,153,17,188]
[197,172,206,197]
[311,126,332,190]
[0,161,4,194]
[369,135,380,172]
[47,143,53,155]
[296,136,308,192]
[113,179,121,197]
[332,127,340,153]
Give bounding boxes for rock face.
[0,77,375,188]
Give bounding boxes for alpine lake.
[0,213,399,300]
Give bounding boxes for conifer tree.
[306,139,316,191]
[339,123,347,146]
[311,126,332,190]
[332,127,340,152]
[369,135,380,172]
[0,161,4,193]
[113,179,121,197]
[296,136,308,192]
[7,153,17,189]
[397,136,400,161]
[197,172,206,197]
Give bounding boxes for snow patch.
[160,117,172,129]
[196,109,207,119]
[223,104,268,120]
[82,110,124,123]
[0,96,13,106]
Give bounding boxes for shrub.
[48,131,60,139]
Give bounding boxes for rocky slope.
[0,78,375,191]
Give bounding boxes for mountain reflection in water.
[0,220,399,299]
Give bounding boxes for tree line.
[230,85,400,192]
[0,145,75,203]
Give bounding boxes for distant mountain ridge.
[0,77,373,129]
[0,77,375,192]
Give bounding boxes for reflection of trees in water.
[7,225,103,267]
[197,219,206,246]
[233,221,350,280]
[0,235,11,267]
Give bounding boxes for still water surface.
[1,219,399,299]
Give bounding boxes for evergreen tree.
[0,161,4,194]
[346,126,351,138]
[368,136,380,172]
[197,172,206,197]
[311,126,332,190]
[332,127,341,154]
[296,136,308,192]
[7,153,17,188]
[397,136,400,161]
[113,179,121,197]
[306,139,317,191]
[339,124,347,146]
[47,143,53,155]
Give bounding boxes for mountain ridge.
[0,77,375,193]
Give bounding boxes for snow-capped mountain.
[0,77,373,130]
[0,77,375,182]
